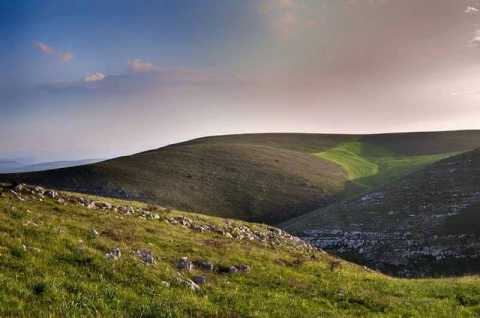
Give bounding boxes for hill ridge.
[2,130,480,224]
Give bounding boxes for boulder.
[105,247,121,260]
[177,257,194,271]
[136,249,155,264]
[192,276,206,285]
[176,278,200,291]
[193,260,214,271]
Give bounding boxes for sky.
[2,0,480,162]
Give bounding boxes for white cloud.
[465,6,479,14]
[60,52,74,62]
[470,30,480,47]
[128,59,157,73]
[34,42,54,54]
[84,72,106,82]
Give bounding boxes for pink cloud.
[34,42,54,54]
[33,41,74,63]
[128,59,157,73]
[60,52,74,62]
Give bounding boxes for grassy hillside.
[2,131,480,224]
[315,142,457,189]
[2,184,480,317]
[282,148,480,277]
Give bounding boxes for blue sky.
[1,0,261,84]
[2,0,480,161]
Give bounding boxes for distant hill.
[2,131,480,224]
[0,159,104,173]
[0,159,24,173]
[282,148,480,277]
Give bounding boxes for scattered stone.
[136,249,155,265]
[176,257,194,271]
[44,190,58,199]
[228,266,239,273]
[193,260,214,271]
[90,228,99,237]
[192,276,206,285]
[237,264,251,273]
[217,265,238,274]
[105,247,121,260]
[176,278,200,291]
[160,281,170,288]
[96,201,112,210]
[87,202,97,209]
[3,183,318,258]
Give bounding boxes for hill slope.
[282,148,480,277]
[2,183,480,317]
[2,131,480,224]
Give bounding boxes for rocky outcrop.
[0,183,317,254]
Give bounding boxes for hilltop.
[282,148,480,277]
[2,130,480,224]
[2,183,480,317]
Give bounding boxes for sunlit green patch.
[315,142,458,189]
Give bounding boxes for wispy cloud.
[34,42,54,54]
[470,30,480,47]
[84,72,105,82]
[128,59,157,73]
[260,0,308,39]
[33,41,74,63]
[465,6,479,14]
[60,52,74,62]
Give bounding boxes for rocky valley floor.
[2,184,480,317]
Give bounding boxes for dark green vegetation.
[2,130,480,224]
[282,148,480,277]
[3,189,480,317]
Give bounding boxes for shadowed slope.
[0,141,350,224]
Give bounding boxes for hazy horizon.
[3,0,480,161]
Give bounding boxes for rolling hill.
[2,131,480,224]
[282,148,480,277]
[2,183,480,317]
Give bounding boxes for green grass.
[315,142,457,189]
[2,191,480,317]
[315,143,380,183]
